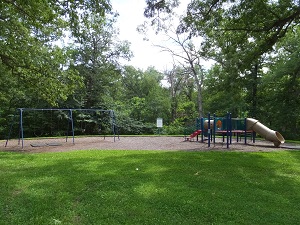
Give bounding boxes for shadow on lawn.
[1,151,300,224]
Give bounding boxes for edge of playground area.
[1,136,300,153]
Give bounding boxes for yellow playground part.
[246,118,285,147]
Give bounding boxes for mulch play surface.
[1,136,299,153]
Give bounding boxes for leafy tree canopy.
[144,0,300,72]
[0,0,111,105]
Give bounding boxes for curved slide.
[246,118,285,147]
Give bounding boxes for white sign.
[157,118,163,128]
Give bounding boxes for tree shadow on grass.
[1,150,300,224]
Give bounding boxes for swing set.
[5,108,119,148]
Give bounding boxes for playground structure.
[5,108,119,148]
[185,113,285,148]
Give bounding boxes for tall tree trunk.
[197,80,203,118]
[167,68,183,122]
[189,62,203,118]
[251,63,258,118]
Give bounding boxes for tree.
[258,27,300,139]
[0,0,112,105]
[143,67,171,123]
[154,30,206,117]
[144,0,300,72]
[165,66,184,121]
[121,66,170,120]
[177,0,300,118]
[70,12,132,108]
[203,64,246,117]
[143,0,300,122]
[143,0,180,33]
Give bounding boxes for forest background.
[0,0,299,140]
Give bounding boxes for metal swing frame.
[5,108,119,148]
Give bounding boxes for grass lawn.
[1,150,300,225]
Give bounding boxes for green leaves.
[177,0,300,72]
[0,0,112,106]
[69,11,132,109]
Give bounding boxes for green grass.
[285,139,300,144]
[1,150,300,225]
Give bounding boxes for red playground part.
[190,130,202,139]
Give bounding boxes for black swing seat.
[30,143,47,147]
[30,142,62,147]
[46,142,62,146]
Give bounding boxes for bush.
[163,119,185,135]
[117,117,156,135]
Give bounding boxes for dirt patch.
[1,136,299,153]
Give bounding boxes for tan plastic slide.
[246,118,285,147]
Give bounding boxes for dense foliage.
[1,0,299,139]
[141,0,300,139]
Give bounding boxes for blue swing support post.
[5,108,119,149]
[65,109,75,145]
